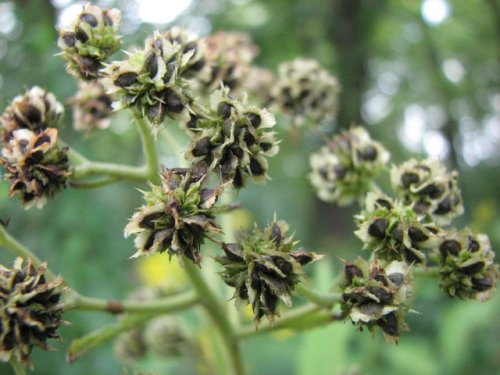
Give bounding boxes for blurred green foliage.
[0,0,499,374]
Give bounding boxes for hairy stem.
[9,357,26,375]
[295,283,342,308]
[135,116,160,183]
[72,161,148,181]
[0,225,57,281]
[63,290,198,314]
[183,259,245,375]
[70,176,119,189]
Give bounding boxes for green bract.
[124,167,223,264]
[0,258,65,367]
[340,257,414,343]
[310,127,390,205]
[58,4,122,80]
[215,220,321,324]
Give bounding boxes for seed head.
[215,220,322,325]
[391,158,463,225]
[58,4,121,80]
[1,128,69,209]
[0,258,65,367]
[340,257,414,343]
[310,127,390,205]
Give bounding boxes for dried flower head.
[58,3,121,80]
[102,30,198,127]
[340,257,414,343]
[1,128,70,209]
[271,58,340,126]
[185,87,279,189]
[143,316,192,358]
[70,81,114,133]
[438,229,498,301]
[1,87,64,144]
[391,158,463,225]
[310,127,390,205]
[124,167,223,264]
[0,258,65,366]
[354,193,439,264]
[215,220,322,324]
[113,328,146,364]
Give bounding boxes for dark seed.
[345,264,363,285]
[391,222,404,243]
[419,183,444,199]
[233,168,244,188]
[376,198,393,210]
[401,172,419,188]
[460,261,484,275]
[270,223,282,246]
[413,200,430,214]
[114,72,138,88]
[377,312,399,337]
[238,284,249,300]
[468,238,480,252]
[222,243,244,262]
[359,145,378,161]
[334,165,346,179]
[388,272,404,287]
[264,290,278,312]
[191,137,211,157]
[439,240,461,257]
[368,218,388,239]
[408,227,428,242]
[144,52,158,77]
[472,277,493,291]
[80,13,98,27]
[103,12,114,26]
[260,142,273,152]
[434,196,452,215]
[186,115,198,130]
[273,256,293,274]
[61,32,76,47]
[23,104,42,124]
[139,212,163,229]
[370,286,393,304]
[404,248,422,263]
[143,233,156,251]
[75,27,89,43]
[163,89,183,113]
[290,251,314,266]
[245,112,261,127]
[189,57,205,72]
[146,102,165,124]
[249,158,265,176]
[218,102,233,119]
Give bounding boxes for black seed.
[222,243,244,262]
[472,276,493,291]
[377,312,399,337]
[401,172,419,188]
[388,272,404,287]
[290,251,314,266]
[243,131,256,147]
[144,52,158,77]
[147,102,165,124]
[143,233,156,250]
[359,145,378,161]
[391,223,404,243]
[23,104,42,124]
[78,56,101,78]
[218,102,233,119]
[103,12,114,26]
[233,168,244,188]
[264,290,278,312]
[460,261,484,275]
[413,200,430,214]
[184,41,197,53]
[238,284,249,300]
[190,57,205,72]
[468,238,480,252]
[75,27,89,43]
[270,223,282,246]
[186,115,198,130]
[376,198,393,210]
[192,137,211,157]
[408,227,428,242]
[27,150,44,164]
[299,89,310,99]
[164,89,184,113]
[345,264,363,285]
[439,240,461,257]
[139,212,163,229]
[434,196,452,215]
[273,256,293,274]
[231,145,244,159]
[260,142,273,152]
[334,165,346,179]
[81,13,98,27]
[419,183,445,199]
[245,112,262,127]
[114,72,138,88]
[368,218,388,239]
[370,286,393,304]
[249,158,265,176]
[404,248,422,263]
[61,32,76,47]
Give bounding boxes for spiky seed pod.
[354,193,439,264]
[310,127,390,206]
[215,220,322,324]
[143,316,192,358]
[102,30,195,127]
[202,31,259,94]
[185,87,279,189]
[438,229,498,302]
[57,4,121,80]
[124,167,223,264]
[113,328,147,364]
[271,58,340,126]
[243,67,276,104]
[0,258,65,366]
[0,128,69,209]
[69,81,114,134]
[0,87,64,144]
[340,257,414,343]
[391,158,463,225]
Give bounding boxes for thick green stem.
[72,162,148,181]
[70,176,119,189]
[295,283,341,308]
[63,290,198,314]
[9,357,26,375]
[183,259,245,375]
[0,225,57,281]
[135,116,160,183]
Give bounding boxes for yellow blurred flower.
[136,253,187,291]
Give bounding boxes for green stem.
[9,357,26,375]
[70,176,119,189]
[135,116,160,183]
[0,225,57,281]
[72,161,148,181]
[183,259,245,375]
[295,283,341,308]
[236,303,343,338]
[63,290,198,314]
